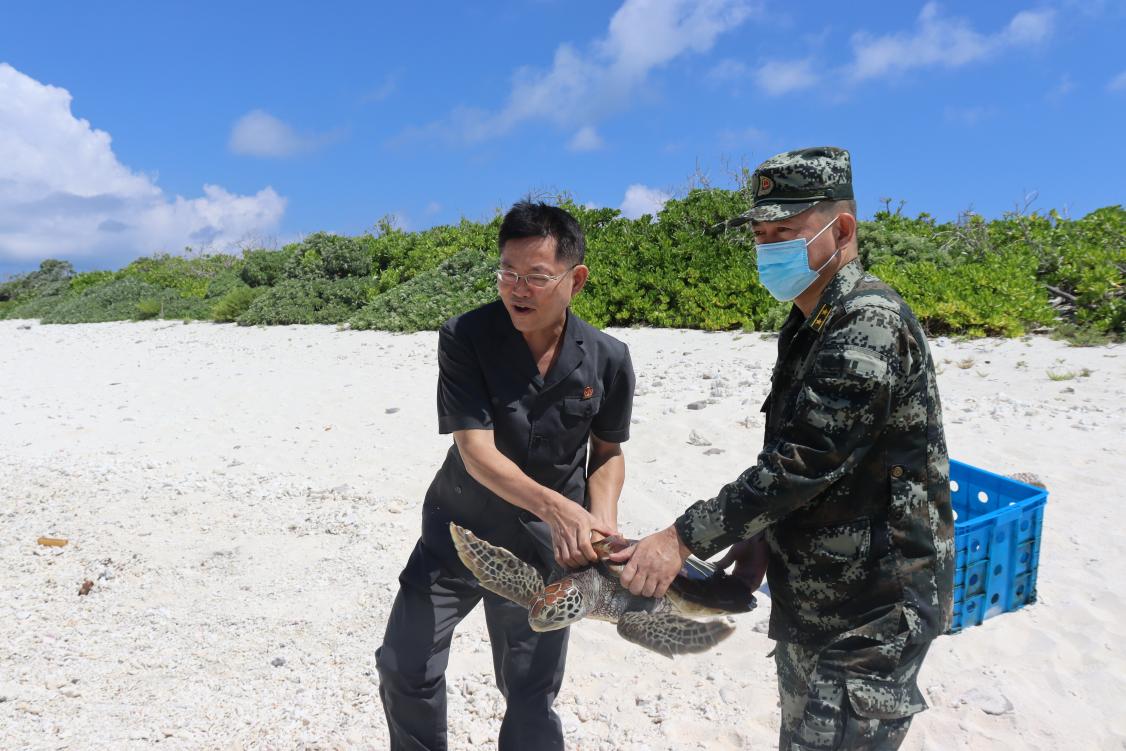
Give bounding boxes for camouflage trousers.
[774,610,932,750]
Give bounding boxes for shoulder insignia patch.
[809,304,832,332]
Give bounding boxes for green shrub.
[349,248,499,332]
[70,270,117,294]
[134,298,164,320]
[572,191,787,330]
[211,285,263,322]
[871,248,1054,337]
[40,277,210,323]
[281,233,372,280]
[2,195,1119,340]
[119,253,242,299]
[0,259,75,304]
[237,277,375,325]
[366,217,499,292]
[240,247,294,287]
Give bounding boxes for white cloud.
[717,126,770,149]
[362,73,398,104]
[1046,74,1075,103]
[0,63,285,262]
[1109,70,1126,92]
[619,184,671,219]
[568,125,605,152]
[943,105,997,125]
[753,58,819,95]
[846,4,1056,82]
[424,201,443,216]
[228,110,339,157]
[707,58,751,83]
[397,0,757,146]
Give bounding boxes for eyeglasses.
[495,266,576,289]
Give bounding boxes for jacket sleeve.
[675,306,910,558]
[436,319,494,434]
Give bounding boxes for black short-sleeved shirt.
[420,300,635,574]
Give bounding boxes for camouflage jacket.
[675,260,954,647]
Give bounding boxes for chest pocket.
[560,395,601,426]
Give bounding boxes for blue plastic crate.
[949,460,1048,633]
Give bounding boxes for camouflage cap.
[732,146,853,225]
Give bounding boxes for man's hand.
[543,494,614,569]
[608,525,691,598]
[714,533,769,592]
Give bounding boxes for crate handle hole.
[952,509,959,521]
[977,491,989,504]
[967,602,976,612]
[969,574,979,586]
[950,480,960,492]
[1020,552,1030,564]
[993,565,1003,576]
[990,593,1000,605]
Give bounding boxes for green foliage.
[134,298,164,320]
[119,253,243,299]
[237,277,375,325]
[281,232,373,280]
[210,284,263,322]
[39,277,210,323]
[3,197,1122,340]
[240,247,294,287]
[0,259,75,304]
[70,270,117,294]
[570,191,789,330]
[349,248,498,332]
[366,216,499,293]
[871,248,1054,337]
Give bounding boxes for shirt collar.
[802,258,865,331]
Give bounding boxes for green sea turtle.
[449,523,756,657]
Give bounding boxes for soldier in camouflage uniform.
[612,146,954,750]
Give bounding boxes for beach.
[2,318,1124,750]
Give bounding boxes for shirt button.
[890,466,904,479]
[455,485,462,494]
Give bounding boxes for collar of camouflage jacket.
[802,258,866,332]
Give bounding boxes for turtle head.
[529,578,587,632]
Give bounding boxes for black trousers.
[375,539,569,751]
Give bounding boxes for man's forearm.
[587,440,625,531]
[454,431,558,518]
[587,453,624,530]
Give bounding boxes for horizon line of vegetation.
[1,188,1122,344]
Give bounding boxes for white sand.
[1,318,1124,750]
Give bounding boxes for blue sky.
[1,0,1123,277]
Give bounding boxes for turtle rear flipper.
[616,612,734,658]
[449,523,544,609]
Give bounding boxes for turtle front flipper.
[449,523,544,609]
[616,612,734,658]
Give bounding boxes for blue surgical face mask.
[754,216,841,301]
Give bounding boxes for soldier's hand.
[543,495,612,569]
[610,525,691,598]
[714,533,769,592]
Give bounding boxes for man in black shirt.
[375,202,635,751]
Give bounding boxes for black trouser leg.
[375,542,481,751]
[483,592,570,751]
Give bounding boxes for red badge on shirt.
[582,386,594,399]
